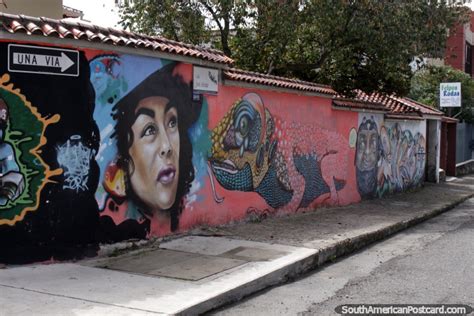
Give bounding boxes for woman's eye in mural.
[91,60,105,75]
[141,123,157,138]
[167,114,178,130]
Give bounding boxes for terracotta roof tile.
[224,68,336,95]
[0,12,234,65]
[332,90,443,117]
[332,98,387,112]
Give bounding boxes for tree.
[276,1,469,96]
[119,0,469,96]
[119,0,249,56]
[409,65,474,123]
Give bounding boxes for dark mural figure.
[0,43,100,264]
[109,63,201,234]
[355,117,379,199]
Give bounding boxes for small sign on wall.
[193,66,218,93]
[440,82,461,107]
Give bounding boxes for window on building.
[465,42,472,76]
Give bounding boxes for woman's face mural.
[129,96,180,211]
[106,62,199,235]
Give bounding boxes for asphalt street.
[212,198,474,316]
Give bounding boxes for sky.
[63,0,122,29]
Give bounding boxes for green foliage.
[119,0,468,96]
[409,65,474,123]
[277,1,468,96]
[119,0,210,45]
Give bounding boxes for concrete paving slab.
[149,255,246,281]
[159,236,296,256]
[96,249,195,274]
[96,249,196,273]
[220,247,286,261]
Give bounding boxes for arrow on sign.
[12,52,74,72]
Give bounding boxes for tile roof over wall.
[332,91,443,118]
[0,12,234,65]
[224,68,336,95]
[0,12,444,119]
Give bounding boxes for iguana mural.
[209,93,349,212]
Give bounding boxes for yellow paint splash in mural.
[0,74,62,225]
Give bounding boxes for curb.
[182,193,474,315]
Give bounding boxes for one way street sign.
[8,44,79,77]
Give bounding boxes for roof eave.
[0,30,231,69]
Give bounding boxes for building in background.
[0,0,84,20]
[0,0,63,19]
[443,10,474,168]
[62,5,83,19]
[444,11,474,76]
[0,0,121,28]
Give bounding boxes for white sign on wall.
[440,82,461,107]
[193,66,219,93]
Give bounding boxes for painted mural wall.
[0,40,427,263]
[355,114,426,199]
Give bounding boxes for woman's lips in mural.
[157,166,176,184]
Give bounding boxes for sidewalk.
[1,175,473,316]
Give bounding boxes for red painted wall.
[177,86,361,232]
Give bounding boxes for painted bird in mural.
[209,93,348,212]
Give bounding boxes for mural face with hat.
[90,57,203,238]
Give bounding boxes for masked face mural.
[356,115,426,198]
[355,117,379,198]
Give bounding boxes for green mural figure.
[0,98,24,206]
[0,74,61,225]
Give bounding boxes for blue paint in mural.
[187,100,212,205]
